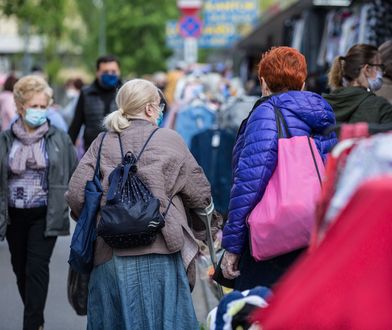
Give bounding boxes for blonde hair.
[13,75,53,110]
[103,79,159,133]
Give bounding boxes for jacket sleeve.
[312,101,337,161]
[68,92,84,144]
[179,149,211,209]
[222,106,278,254]
[65,133,100,219]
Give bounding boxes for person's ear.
[361,64,372,78]
[145,103,155,118]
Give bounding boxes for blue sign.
[166,0,260,49]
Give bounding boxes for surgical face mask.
[100,73,119,89]
[24,108,48,128]
[155,103,165,126]
[368,71,383,92]
[66,88,79,99]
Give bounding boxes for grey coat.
[0,125,77,240]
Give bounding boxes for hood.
[323,87,372,122]
[269,91,336,132]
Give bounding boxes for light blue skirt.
[87,252,199,330]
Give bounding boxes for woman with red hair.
[220,47,337,290]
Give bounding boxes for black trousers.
[6,207,57,330]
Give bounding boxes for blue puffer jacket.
[222,91,338,255]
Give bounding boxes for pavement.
[0,222,218,329]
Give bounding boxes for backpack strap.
[117,132,125,159]
[162,195,175,219]
[136,128,160,162]
[116,128,159,163]
[94,133,107,179]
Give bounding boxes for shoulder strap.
[274,107,292,138]
[116,128,159,163]
[94,133,107,178]
[117,133,125,159]
[136,128,160,162]
[307,137,323,187]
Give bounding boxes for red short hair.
[258,47,307,93]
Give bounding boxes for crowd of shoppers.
[0,40,392,329]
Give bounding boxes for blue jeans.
[87,252,199,330]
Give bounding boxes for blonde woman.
[0,75,77,330]
[66,79,219,330]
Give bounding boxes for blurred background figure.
[60,78,84,127]
[68,55,122,152]
[0,73,18,132]
[152,71,167,93]
[377,40,392,104]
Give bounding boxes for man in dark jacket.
[68,55,121,151]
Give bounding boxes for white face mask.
[66,89,79,99]
[368,71,383,92]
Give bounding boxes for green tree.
[0,0,85,81]
[77,0,178,76]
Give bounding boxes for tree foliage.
[1,0,180,78]
[77,0,178,76]
[0,0,68,80]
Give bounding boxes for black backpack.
[97,128,170,249]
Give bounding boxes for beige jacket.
[376,77,392,104]
[66,119,220,287]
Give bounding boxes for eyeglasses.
[367,63,386,72]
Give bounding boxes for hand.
[221,251,240,279]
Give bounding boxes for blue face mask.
[24,108,48,128]
[368,71,383,92]
[156,110,164,126]
[100,73,119,89]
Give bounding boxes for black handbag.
[212,251,236,289]
[98,128,172,249]
[67,267,89,316]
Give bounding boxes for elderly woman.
[66,79,219,330]
[221,47,337,290]
[324,43,392,123]
[0,75,77,330]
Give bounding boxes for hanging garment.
[175,102,216,147]
[326,133,392,223]
[312,123,370,245]
[190,128,236,217]
[252,177,392,330]
[220,96,259,131]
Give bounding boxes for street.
[0,228,87,330]
[0,222,217,329]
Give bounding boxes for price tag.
[211,133,220,147]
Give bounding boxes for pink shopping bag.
[248,108,325,261]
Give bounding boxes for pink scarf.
[9,118,49,174]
